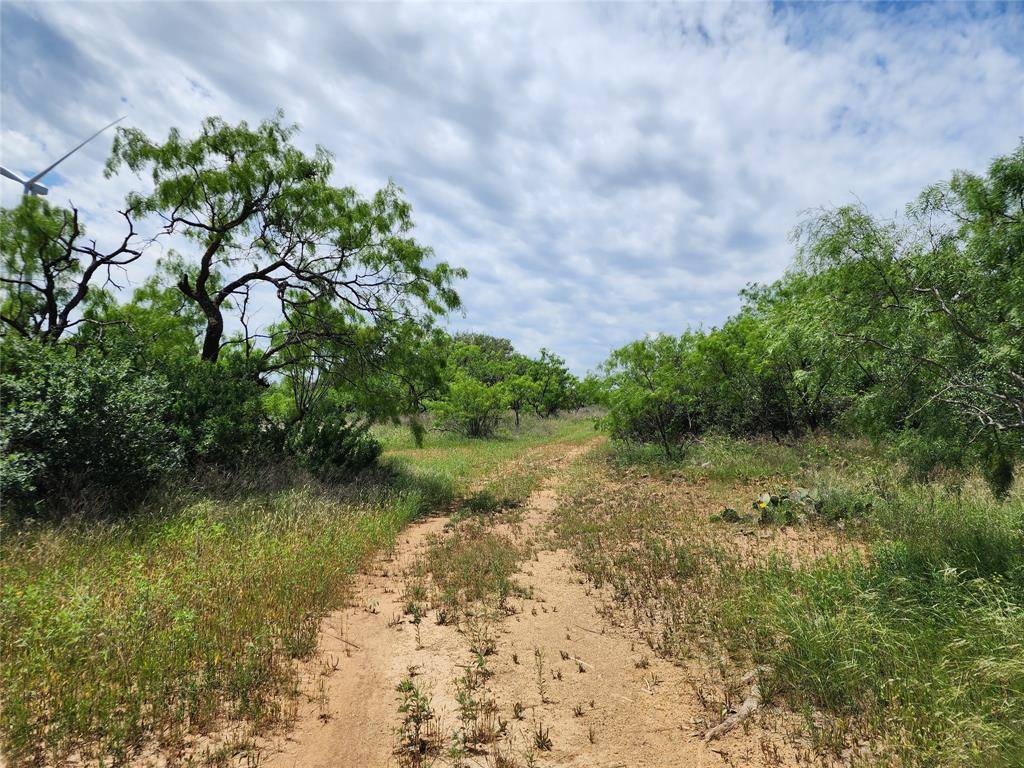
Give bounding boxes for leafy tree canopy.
[600,141,1023,494]
[103,111,465,368]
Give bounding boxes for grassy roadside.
[379,411,598,521]
[554,436,1024,767]
[377,410,598,488]
[0,413,596,767]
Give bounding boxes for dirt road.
[258,439,793,768]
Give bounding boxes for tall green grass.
[0,414,593,766]
[729,491,1024,766]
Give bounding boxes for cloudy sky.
[2,2,1022,372]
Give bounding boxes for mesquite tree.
[103,112,463,368]
[795,142,1024,487]
[0,198,146,342]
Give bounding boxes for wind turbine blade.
[25,115,127,186]
[1,166,27,184]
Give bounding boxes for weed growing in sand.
[531,721,553,751]
[453,654,501,749]
[395,677,440,766]
[533,648,549,704]
[491,740,522,768]
[466,612,498,657]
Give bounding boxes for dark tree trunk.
[201,312,224,362]
[178,269,224,363]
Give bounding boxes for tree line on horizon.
[0,112,592,516]
[598,142,1023,497]
[2,110,1020,514]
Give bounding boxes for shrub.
[159,354,274,467]
[600,335,698,457]
[287,402,382,481]
[0,340,181,514]
[980,442,1016,500]
[428,373,507,438]
[893,430,966,483]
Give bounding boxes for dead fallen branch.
[704,666,771,742]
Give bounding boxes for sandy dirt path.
[258,439,792,768]
[257,505,454,768]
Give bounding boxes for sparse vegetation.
[453,656,500,748]
[395,676,439,766]
[0,415,588,766]
[533,648,549,705]
[555,436,1024,767]
[531,720,552,752]
[2,100,1021,768]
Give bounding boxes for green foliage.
[0,198,81,340]
[600,285,846,458]
[428,372,508,438]
[161,354,273,467]
[527,348,579,417]
[600,334,696,457]
[77,256,207,361]
[0,339,181,514]
[0,111,479,512]
[576,373,609,409]
[812,485,875,523]
[438,335,584,431]
[395,676,437,760]
[600,142,1024,491]
[451,332,516,362]
[505,373,538,425]
[794,142,1024,487]
[300,319,451,424]
[447,336,523,390]
[423,333,585,436]
[981,443,1016,500]
[105,111,464,367]
[286,402,382,481]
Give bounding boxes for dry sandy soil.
[245,438,808,768]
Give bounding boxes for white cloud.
[2,1,1022,372]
